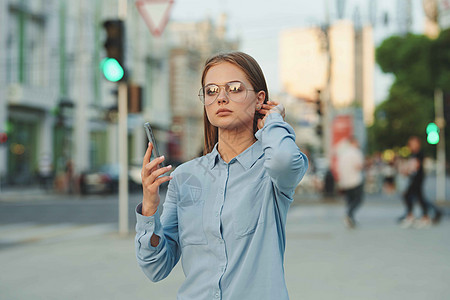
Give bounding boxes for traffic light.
[0,132,7,145]
[426,122,440,144]
[316,124,323,136]
[101,19,125,82]
[128,84,143,113]
[316,100,322,116]
[100,58,124,82]
[316,89,322,116]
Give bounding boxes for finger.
[144,174,173,193]
[257,118,265,130]
[259,106,273,113]
[145,156,165,176]
[258,109,271,115]
[149,164,172,182]
[143,155,165,177]
[262,104,277,110]
[153,175,173,188]
[142,142,153,169]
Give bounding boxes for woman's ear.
[256,91,266,110]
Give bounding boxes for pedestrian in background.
[135,51,308,299]
[382,158,397,194]
[65,160,74,194]
[399,136,442,228]
[38,153,53,191]
[337,136,365,228]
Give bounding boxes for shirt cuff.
[265,111,284,123]
[255,112,284,140]
[135,203,162,233]
[135,203,164,251]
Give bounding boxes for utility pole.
[322,0,333,164]
[435,88,446,203]
[118,0,128,235]
[74,0,89,175]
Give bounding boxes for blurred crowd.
[297,144,437,200]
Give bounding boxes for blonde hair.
[201,52,269,155]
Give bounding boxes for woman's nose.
[217,87,229,104]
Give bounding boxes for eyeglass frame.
[198,81,255,106]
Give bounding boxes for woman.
[135,52,308,299]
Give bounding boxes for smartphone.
[144,122,165,167]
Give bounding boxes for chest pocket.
[178,201,207,246]
[176,173,207,246]
[233,175,269,238]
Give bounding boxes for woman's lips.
[216,109,232,116]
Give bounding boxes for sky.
[169,0,427,104]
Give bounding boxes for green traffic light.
[426,122,440,144]
[427,131,439,144]
[100,58,124,82]
[426,122,439,134]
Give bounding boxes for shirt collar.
[208,144,220,169]
[208,140,263,171]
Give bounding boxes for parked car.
[79,164,142,195]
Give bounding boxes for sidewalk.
[0,185,76,202]
[0,185,134,203]
[1,197,449,300]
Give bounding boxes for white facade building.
[0,0,237,188]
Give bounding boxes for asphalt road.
[0,192,143,225]
[0,191,449,300]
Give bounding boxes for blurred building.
[423,0,440,38]
[279,20,374,126]
[167,14,239,161]
[275,93,320,150]
[437,0,450,30]
[279,20,374,160]
[424,0,450,37]
[0,0,237,188]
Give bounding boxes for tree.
[368,85,433,153]
[369,30,450,157]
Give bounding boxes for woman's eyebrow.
[204,80,241,86]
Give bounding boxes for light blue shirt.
[135,113,308,300]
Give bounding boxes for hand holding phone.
[144,122,164,167]
[141,122,172,218]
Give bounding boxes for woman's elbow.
[265,151,308,181]
[295,153,309,181]
[139,261,170,282]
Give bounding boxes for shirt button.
[148,221,153,225]
[215,292,220,298]
[215,212,219,217]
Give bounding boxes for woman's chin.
[214,120,253,132]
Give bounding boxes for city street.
[0,188,449,299]
[1,0,450,299]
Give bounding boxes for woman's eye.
[206,86,219,95]
[228,84,242,93]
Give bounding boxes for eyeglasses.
[198,81,254,106]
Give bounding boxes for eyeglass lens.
[202,81,247,105]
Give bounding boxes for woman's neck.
[217,127,256,163]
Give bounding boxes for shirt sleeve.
[135,177,181,282]
[255,111,308,199]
